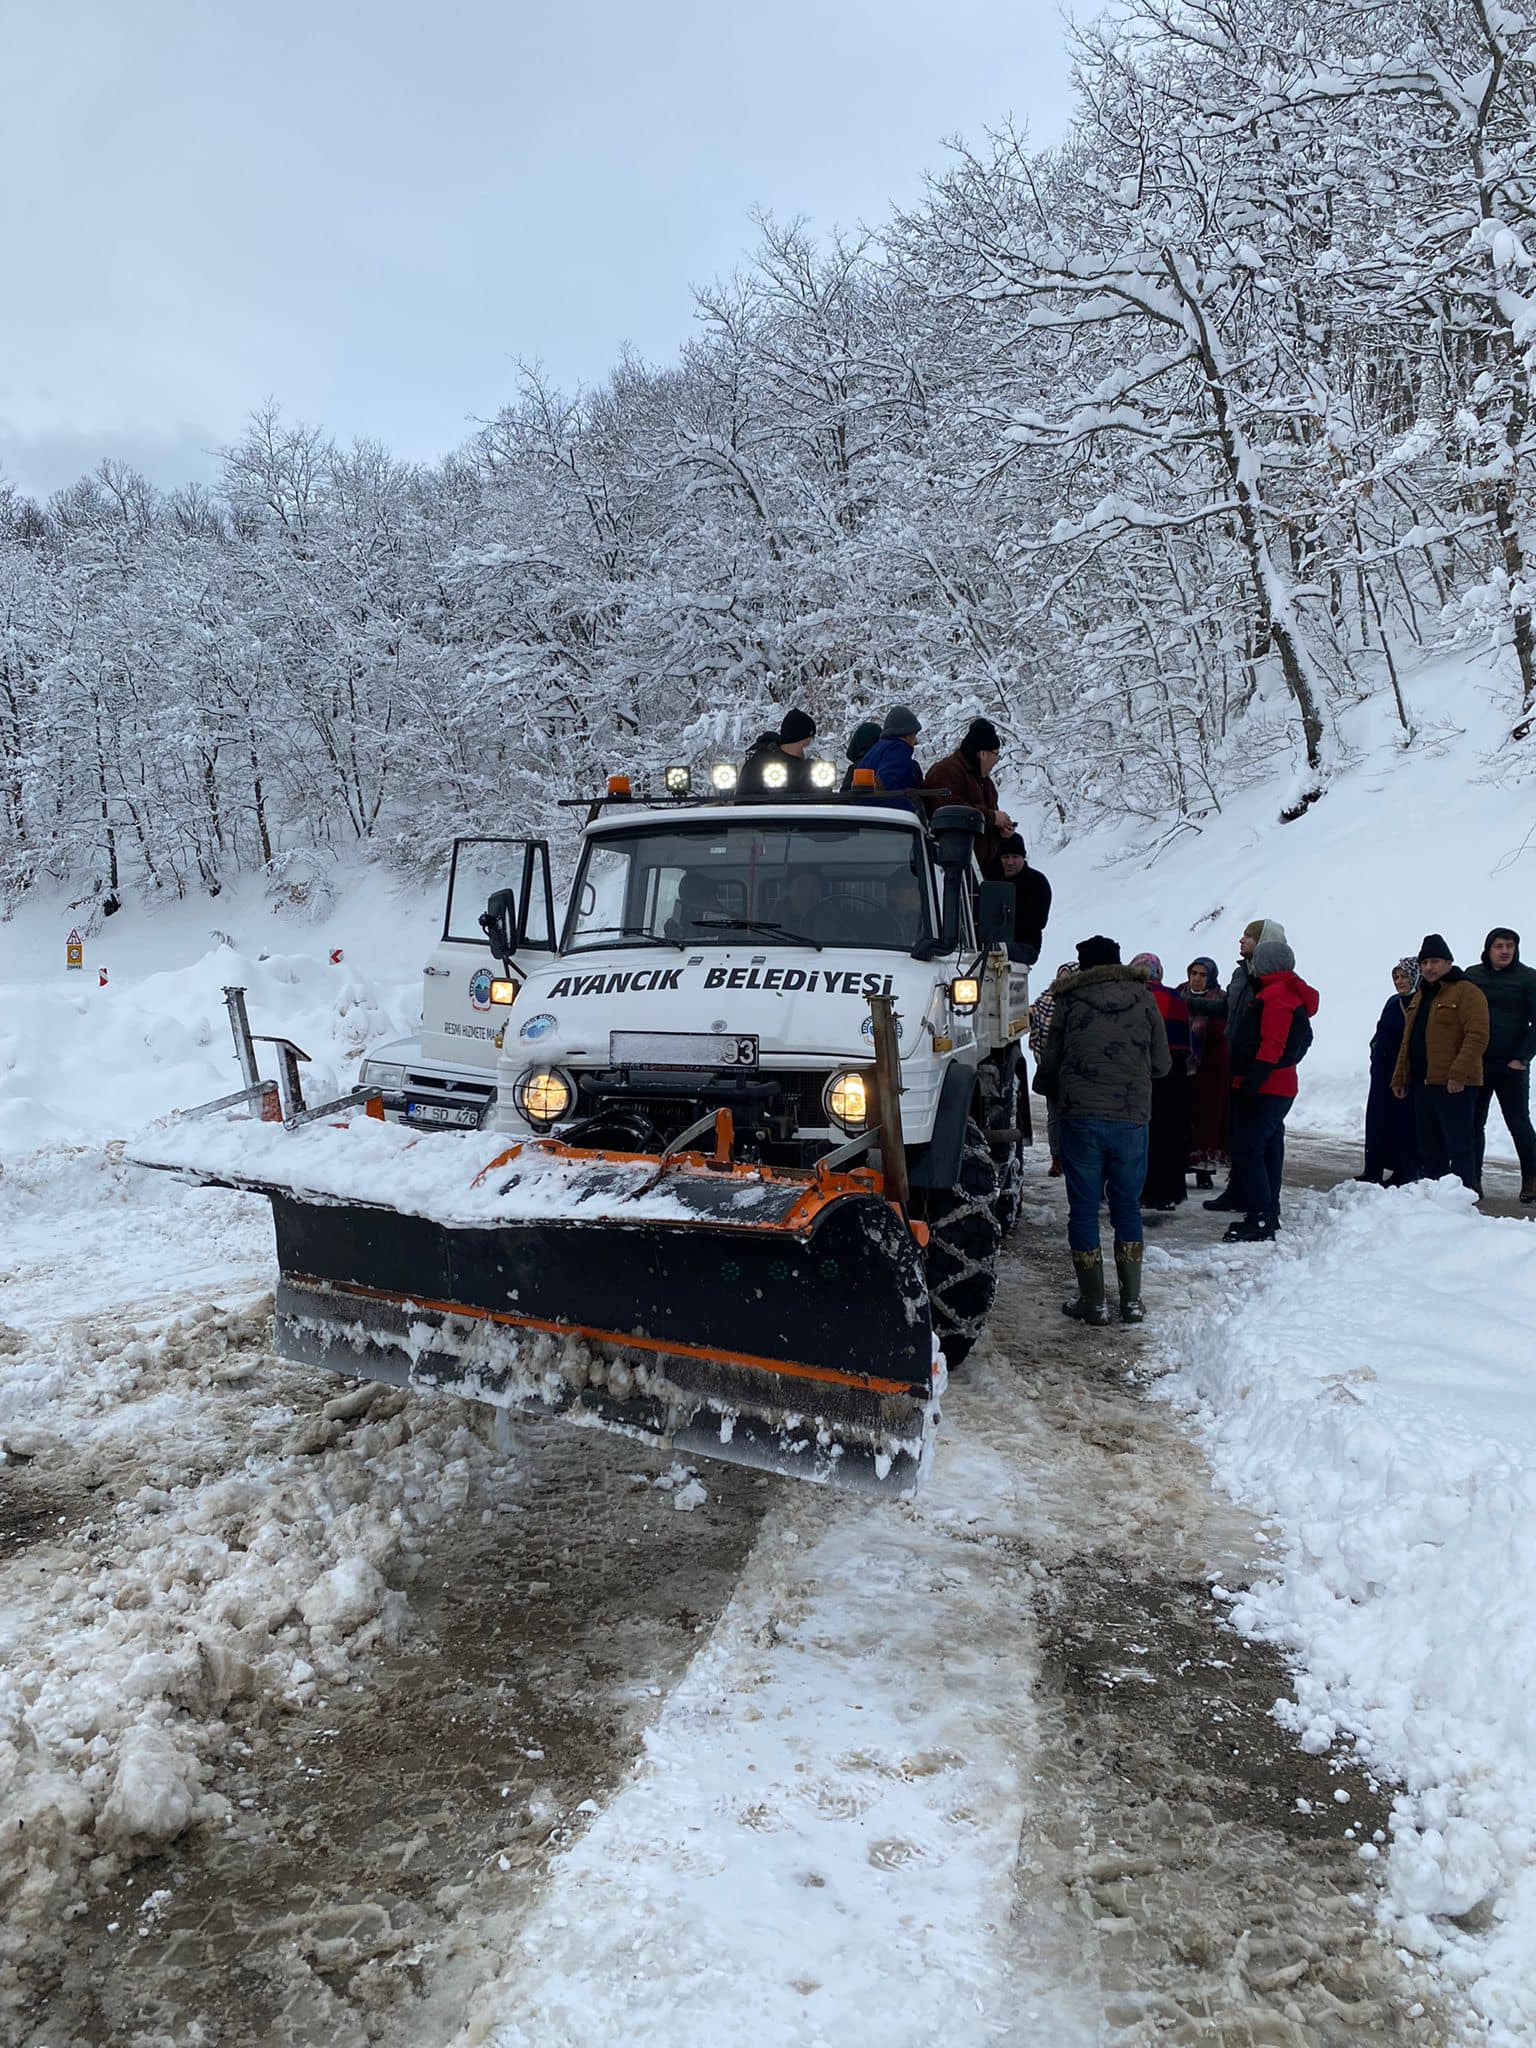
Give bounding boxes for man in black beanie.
[739,707,819,796]
[922,715,1014,873]
[1391,935,1490,1193]
[1467,927,1536,1200]
[1035,937,1169,1328]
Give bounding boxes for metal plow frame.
[265,1174,938,1498]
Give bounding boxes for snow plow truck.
[137,768,1031,1497]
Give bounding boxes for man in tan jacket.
[1392,933,1490,1192]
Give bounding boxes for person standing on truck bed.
[839,717,883,792]
[858,705,926,813]
[921,717,1014,873]
[739,708,818,795]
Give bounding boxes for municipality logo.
[520,1012,557,1041]
[468,968,494,1011]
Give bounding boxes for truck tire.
[986,1051,1026,1237]
[917,1121,1001,1372]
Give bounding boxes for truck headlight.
[950,977,981,1013]
[710,762,738,792]
[664,764,691,794]
[361,1060,406,1091]
[762,760,789,789]
[516,1067,574,1125]
[490,978,518,1005]
[824,1069,869,1130]
[809,759,836,789]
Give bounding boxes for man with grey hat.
[856,706,926,813]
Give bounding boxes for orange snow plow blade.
[146,1120,940,1496]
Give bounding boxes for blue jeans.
[1060,1116,1148,1251]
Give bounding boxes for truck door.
[420,839,555,1073]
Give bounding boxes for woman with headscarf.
[1361,958,1421,1185]
[1029,962,1077,1175]
[1132,954,1192,1209]
[1179,955,1229,1190]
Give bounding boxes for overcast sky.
[0,0,1077,501]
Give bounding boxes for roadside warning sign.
[67,928,83,970]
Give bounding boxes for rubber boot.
[1114,1240,1145,1324]
[1522,1179,1536,1205]
[1062,1248,1111,1327]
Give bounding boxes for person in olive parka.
[1035,936,1171,1329]
[1466,926,1536,1202]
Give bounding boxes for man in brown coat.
[921,717,1014,874]
[1391,933,1491,1192]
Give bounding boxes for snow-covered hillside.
[1023,657,1536,1151]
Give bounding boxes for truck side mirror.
[480,889,521,969]
[977,880,1016,947]
[928,804,984,871]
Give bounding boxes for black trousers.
[1229,1092,1291,1223]
[1414,1084,1480,1192]
[1475,1064,1536,1181]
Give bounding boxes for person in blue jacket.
[857,705,925,813]
[1360,957,1419,1184]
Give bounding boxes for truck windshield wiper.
[568,924,687,951]
[694,915,823,953]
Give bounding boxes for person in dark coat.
[997,834,1052,964]
[739,708,817,795]
[1360,958,1420,1185]
[1390,935,1490,1194]
[921,717,1014,872]
[838,718,883,792]
[1466,926,1536,1201]
[1132,954,1192,1209]
[1035,936,1170,1326]
[1179,956,1229,1189]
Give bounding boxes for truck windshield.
[564,820,933,955]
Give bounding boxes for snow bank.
[1151,1178,1536,2042]
[1020,659,1536,1156]
[0,866,427,1162]
[0,1267,493,2002]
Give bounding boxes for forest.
[2,0,1533,915]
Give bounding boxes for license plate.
[405,1100,482,1127]
[610,1029,758,1069]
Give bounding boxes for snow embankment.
[1023,659,1536,1153]
[0,867,426,1162]
[1151,1178,1536,2044]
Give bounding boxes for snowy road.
[3,1149,1454,2046]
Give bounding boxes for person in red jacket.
[1223,935,1320,1243]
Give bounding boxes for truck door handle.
[424,966,451,977]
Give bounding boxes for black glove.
[1240,1061,1273,1095]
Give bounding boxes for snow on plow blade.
[140,1122,938,1496]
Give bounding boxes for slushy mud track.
[981,1178,1444,2045]
[8,1151,1449,2047]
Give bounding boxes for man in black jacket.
[1466,926,1536,1201]
[739,709,817,795]
[997,833,1051,964]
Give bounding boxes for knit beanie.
[845,718,882,763]
[960,715,1002,757]
[998,832,1026,859]
[1077,935,1120,969]
[778,707,816,745]
[1253,938,1296,976]
[881,704,922,738]
[1418,933,1453,963]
